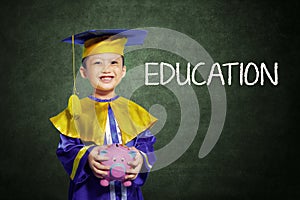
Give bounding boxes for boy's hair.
[82,55,125,68]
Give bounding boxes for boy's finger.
[126,168,138,174]
[127,159,139,167]
[92,172,104,179]
[93,165,108,176]
[93,161,110,171]
[125,173,137,180]
[95,155,109,162]
[93,171,106,178]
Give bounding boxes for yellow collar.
[50,96,157,145]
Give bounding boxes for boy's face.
[80,53,126,94]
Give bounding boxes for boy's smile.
[80,53,126,99]
[99,75,114,82]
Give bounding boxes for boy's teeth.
[101,76,113,80]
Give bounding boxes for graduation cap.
[63,29,148,119]
[62,29,148,58]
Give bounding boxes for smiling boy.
[80,52,126,99]
[50,29,157,200]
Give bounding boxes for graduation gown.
[50,95,157,200]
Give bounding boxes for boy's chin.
[94,87,116,94]
[95,82,121,91]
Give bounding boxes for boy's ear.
[80,66,87,78]
[122,65,126,78]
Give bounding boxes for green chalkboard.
[0,0,298,199]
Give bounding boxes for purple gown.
[55,96,157,200]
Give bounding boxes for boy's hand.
[125,147,144,180]
[88,146,110,178]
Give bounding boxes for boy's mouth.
[99,75,114,82]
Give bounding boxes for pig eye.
[113,158,117,162]
[99,150,107,156]
[121,158,125,162]
[128,151,136,158]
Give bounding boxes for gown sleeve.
[56,134,96,184]
[126,129,157,187]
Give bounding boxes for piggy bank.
[99,144,137,187]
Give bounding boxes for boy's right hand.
[88,146,110,179]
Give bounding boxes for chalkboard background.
[0,0,298,199]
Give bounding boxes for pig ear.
[99,150,108,156]
[128,151,137,158]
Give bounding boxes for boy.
[50,29,157,200]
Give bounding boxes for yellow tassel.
[68,94,82,120]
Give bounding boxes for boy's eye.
[111,61,118,65]
[94,61,102,65]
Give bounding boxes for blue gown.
[52,96,157,200]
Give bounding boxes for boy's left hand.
[125,147,144,180]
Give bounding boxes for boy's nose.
[102,64,112,73]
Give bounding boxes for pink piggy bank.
[99,144,137,187]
